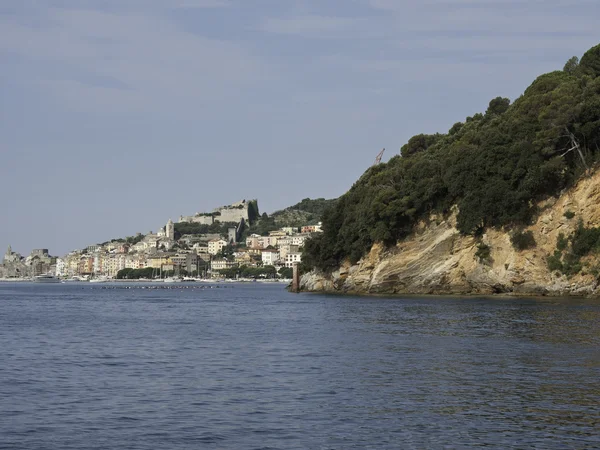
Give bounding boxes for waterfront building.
[55,258,66,277]
[171,253,198,273]
[210,258,238,274]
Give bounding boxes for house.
[210,258,238,275]
[284,252,302,268]
[261,249,280,266]
[246,234,262,249]
[208,239,228,255]
[279,244,300,260]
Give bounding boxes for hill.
[302,43,600,295]
[271,198,338,227]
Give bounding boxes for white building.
[55,258,66,277]
[166,219,175,240]
[291,235,309,247]
[208,239,228,255]
[285,252,302,268]
[261,249,280,266]
[281,227,297,235]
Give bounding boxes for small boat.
[89,275,109,283]
[33,274,61,283]
[163,277,182,283]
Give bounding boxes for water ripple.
[1,283,599,449]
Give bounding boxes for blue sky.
[1,0,598,256]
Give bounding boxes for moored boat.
[33,274,61,283]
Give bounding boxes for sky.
[1,0,598,256]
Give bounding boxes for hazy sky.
[1,0,598,256]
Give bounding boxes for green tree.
[486,97,511,116]
[563,56,580,74]
[301,43,600,273]
[580,44,600,77]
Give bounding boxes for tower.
[166,219,175,240]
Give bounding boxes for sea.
[1,282,599,449]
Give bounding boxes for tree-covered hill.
[271,198,338,227]
[303,44,600,272]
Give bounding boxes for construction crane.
[373,148,385,166]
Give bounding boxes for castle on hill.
[179,199,255,225]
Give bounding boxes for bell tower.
[166,219,175,240]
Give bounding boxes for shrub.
[571,222,600,257]
[475,243,491,261]
[556,232,568,251]
[511,230,536,250]
[564,210,575,219]
[547,250,563,272]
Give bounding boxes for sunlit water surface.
[1,282,599,449]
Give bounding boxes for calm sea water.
[1,282,599,449]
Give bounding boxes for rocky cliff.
[301,169,600,297]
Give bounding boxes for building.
[55,258,66,277]
[279,244,300,260]
[213,200,251,223]
[228,227,237,244]
[208,239,228,255]
[261,249,280,266]
[78,256,94,275]
[171,253,199,273]
[178,214,214,225]
[105,254,127,277]
[166,219,175,240]
[125,254,146,270]
[301,223,323,234]
[30,249,49,258]
[210,258,238,274]
[147,253,175,269]
[192,243,210,255]
[0,246,28,278]
[269,230,287,238]
[291,235,309,247]
[246,234,262,249]
[234,251,253,266]
[284,252,302,268]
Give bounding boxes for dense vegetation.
[511,230,536,251]
[238,198,337,242]
[217,265,290,279]
[174,221,237,240]
[548,221,600,277]
[304,44,600,272]
[271,198,338,227]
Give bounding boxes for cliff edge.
[301,169,600,297]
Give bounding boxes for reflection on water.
[1,284,599,449]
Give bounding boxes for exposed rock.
[300,170,600,297]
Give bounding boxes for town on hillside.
[0,199,323,281]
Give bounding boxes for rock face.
[301,170,600,297]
